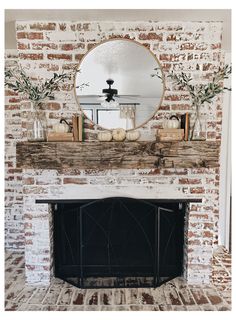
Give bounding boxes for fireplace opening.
[53,197,185,288]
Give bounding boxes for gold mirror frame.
[74,38,166,131]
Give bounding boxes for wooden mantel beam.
[16,141,220,170]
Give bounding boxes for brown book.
[78,114,83,142]
[72,114,79,141]
[47,133,74,142]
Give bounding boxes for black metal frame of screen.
[52,197,187,289]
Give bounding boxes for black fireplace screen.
[53,198,185,288]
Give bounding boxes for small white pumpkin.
[53,122,69,133]
[97,131,113,142]
[163,115,180,129]
[126,130,140,141]
[112,128,126,141]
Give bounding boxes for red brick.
[179,178,202,184]
[165,94,190,101]
[63,178,87,184]
[87,43,96,51]
[32,43,58,50]
[180,43,195,50]
[17,42,30,50]
[75,23,93,31]
[203,231,213,238]
[163,169,188,175]
[73,293,84,305]
[22,178,34,185]
[19,53,43,60]
[60,43,85,51]
[158,105,170,111]
[29,23,56,31]
[75,54,84,61]
[207,132,216,139]
[59,23,67,31]
[38,63,59,72]
[17,32,44,40]
[139,33,163,41]
[159,53,186,62]
[5,90,18,96]
[211,43,221,50]
[8,97,21,103]
[195,43,208,50]
[166,34,177,41]
[190,288,208,305]
[47,54,72,61]
[62,63,78,70]
[190,187,205,194]
[161,63,172,71]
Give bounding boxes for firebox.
[52,197,186,288]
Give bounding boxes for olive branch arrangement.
[4,66,89,108]
[167,64,232,107]
[5,66,74,107]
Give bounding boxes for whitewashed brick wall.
[5,50,24,251]
[4,20,223,285]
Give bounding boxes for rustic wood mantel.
[16,141,220,170]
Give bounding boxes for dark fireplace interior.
[53,197,186,288]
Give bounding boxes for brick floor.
[5,246,231,311]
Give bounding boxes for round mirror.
[75,39,165,130]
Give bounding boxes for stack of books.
[47,114,84,142]
[156,112,190,142]
[72,113,83,142]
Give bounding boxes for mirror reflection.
[75,39,164,130]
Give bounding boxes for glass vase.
[27,106,47,142]
[191,105,206,141]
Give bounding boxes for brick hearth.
[5,246,231,311]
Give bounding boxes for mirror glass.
[75,39,164,130]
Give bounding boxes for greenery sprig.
[167,65,231,106]
[5,66,74,106]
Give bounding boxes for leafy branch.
[5,66,75,106]
[167,64,231,106]
[151,67,163,81]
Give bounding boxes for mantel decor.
[5,66,73,141]
[167,65,232,140]
[16,141,220,170]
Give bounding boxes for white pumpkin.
[97,131,113,142]
[112,128,126,141]
[53,122,69,133]
[126,130,140,141]
[163,115,180,129]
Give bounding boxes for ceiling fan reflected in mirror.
[77,78,140,107]
[102,79,117,102]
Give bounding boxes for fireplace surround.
[16,140,220,286]
[51,197,192,288]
